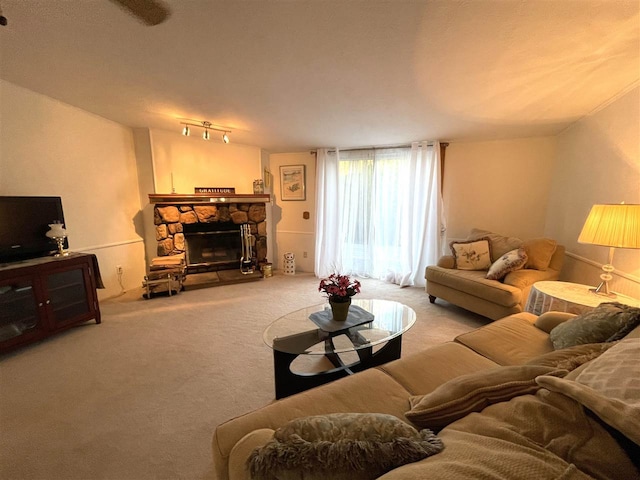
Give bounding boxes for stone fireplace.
[149,193,270,274]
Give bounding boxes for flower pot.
[329,297,351,322]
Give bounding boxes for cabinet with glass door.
[0,254,101,353]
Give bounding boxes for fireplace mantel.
[149,193,271,205]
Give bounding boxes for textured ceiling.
[0,0,638,152]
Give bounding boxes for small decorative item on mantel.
[45,221,69,257]
[194,187,236,194]
[318,273,362,321]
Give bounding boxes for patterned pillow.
[549,302,640,350]
[450,238,492,270]
[247,413,444,480]
[485,247,528,280]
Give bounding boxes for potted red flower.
[318,274,361,321]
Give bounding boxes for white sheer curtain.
[315,148,342,277]
[395,141,444,286]
[315,142,443,287]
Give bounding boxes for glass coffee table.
[263,299,416,399]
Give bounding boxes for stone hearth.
[182,270,264,290]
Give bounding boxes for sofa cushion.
[455,313,554,365]
[486,247,528,280]
[537,338,640,445]
[426,267,521,307]
[549,302,640,349]
[405,365,565,429]
[379,342,499,396]
[247,413,444,480]
[467,228,523,261]
[522,238,557,270]
[450,238,492,270]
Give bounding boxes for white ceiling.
[1,0,638,153]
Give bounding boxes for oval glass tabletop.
[263,298,416,355]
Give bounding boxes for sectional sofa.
[212,306,640,480]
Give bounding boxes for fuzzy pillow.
[450,238,492,270]
[549,302,640,350]
[485,247,528,280]
[405,365,566,429]
[247,413,444,480]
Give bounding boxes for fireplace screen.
[184,224,243,272]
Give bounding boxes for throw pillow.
[522,238,557,270]
[485,247,528,280]
[405,365,566,429]
[467,228,523,261]
[549,302,640,350]
[450,238,492,270]
[534,311,578,333]
[525,342,614,371]
[536,339,640,445]
[247,413,444,480]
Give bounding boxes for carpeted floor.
[0,272,489,480]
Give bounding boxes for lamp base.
[589,283,617,298]
[588,262,617,298]
[53,236,69,257]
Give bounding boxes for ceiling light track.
[180,120,231,143]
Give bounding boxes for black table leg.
[273,349,352,399]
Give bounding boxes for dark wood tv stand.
[0,253,101,354]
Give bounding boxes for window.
[316,143,442,287]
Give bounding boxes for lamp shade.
[578,204,640,249]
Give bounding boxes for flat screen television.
[0,196,69,263]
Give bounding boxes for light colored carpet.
[0,272,489,480]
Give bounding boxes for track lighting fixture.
[179,120,231,143]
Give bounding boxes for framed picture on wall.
[280,165,306,201]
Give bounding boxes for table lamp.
[45,222,69,257]
[578,203,640,297]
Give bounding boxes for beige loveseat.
[212,309,640,480]
[425,228,565,320]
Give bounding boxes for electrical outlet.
[116,265,123,275]
[303,251,308,258]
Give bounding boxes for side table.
[525,281,640,316]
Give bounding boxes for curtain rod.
[310,142,449,155]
